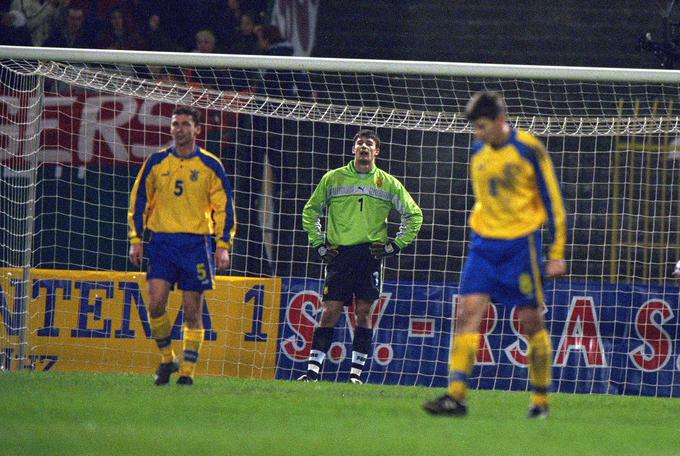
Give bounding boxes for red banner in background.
[0,94,237,166]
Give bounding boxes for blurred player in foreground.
[299,128,423,384]
[128,106,236,386]
[423,91,567,418]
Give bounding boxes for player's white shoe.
[349,376,363,384]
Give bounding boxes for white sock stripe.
[309,349,326,364]
[308,364,320,374]
[350,367,363,377]
[352,351,367,365]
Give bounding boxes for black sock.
[307,326,334,379]
[350,326,373,381]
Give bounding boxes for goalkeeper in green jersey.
[298,129,423,384]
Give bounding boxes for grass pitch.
[1,371,678,456]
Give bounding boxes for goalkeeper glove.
[317,245,339,263]
[370,242,400,259]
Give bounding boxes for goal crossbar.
[3,45,680,83]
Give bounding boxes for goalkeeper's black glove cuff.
[370,242,400,258]
[316,245,339,263]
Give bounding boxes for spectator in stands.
[226,9,259,55]
[10,0,65,46]
[44,6,93,48]
[93,0,152,34]
[142,12,178,52]
[44,0,68,37]
[255,24,314,99]
[1,9,33,46]
[227,0,242,24]
[255,24,294,58]
[190,29,222,88]
[224,0,243,31]
[96,7,144,50]
[92,0,124,23]
[255,24,315,99]
[229,1,268,28]
[213,0,241,48]
[193,28,218,54]
[213,0,268,51]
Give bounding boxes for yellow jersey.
[128,146,236,248]
[469,129,566,260]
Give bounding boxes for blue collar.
[170,145,199,159]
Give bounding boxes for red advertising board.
[0,94,236,165]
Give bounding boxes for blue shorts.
[323,244,382,304]
[146,233,215,292]
[459,232,545,308]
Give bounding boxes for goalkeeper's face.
[170,114,201,150]
[353,136,380,167]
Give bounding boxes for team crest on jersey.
[375,175,383,188]
[190,170,199,181]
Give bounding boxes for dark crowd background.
[2,0,269,55]
[2,1,678,68]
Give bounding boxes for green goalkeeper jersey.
[303,161,423,248]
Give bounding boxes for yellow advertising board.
[0,268,282,379]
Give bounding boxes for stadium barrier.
[2,268,678,396]
[0,268,281,378]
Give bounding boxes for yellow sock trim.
[149,314,175,363]
[447,333,480,400]
[449,381,468,400]
[450,333,480,374]
[528,329,553,391]
[179,327,204,378]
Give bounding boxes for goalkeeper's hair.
[465,91,506,121]
[353,128,381,149]
[173,106,202,125]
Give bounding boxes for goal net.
[1,46,679,396]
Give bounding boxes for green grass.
[1,372,679,456]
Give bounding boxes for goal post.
[1,45,680,396]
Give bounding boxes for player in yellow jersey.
[128,106,236,386]
[423,91,567,418]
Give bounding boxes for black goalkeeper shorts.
[323,243,382,304]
